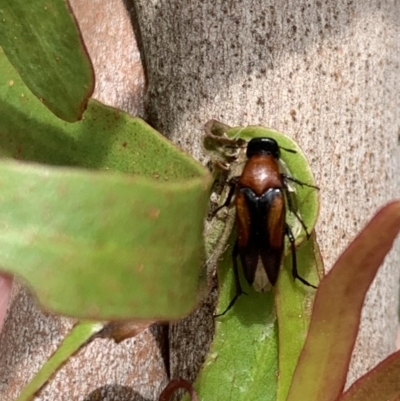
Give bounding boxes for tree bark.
[1,1,399,400]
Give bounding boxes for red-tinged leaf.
[159,378,198,401]
[338,349,400,401]
[286,200,400,401]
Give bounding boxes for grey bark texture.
[1,0,400,400]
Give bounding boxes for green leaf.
[275,236,323,401]
[286,201,400,401]
[0,0,94,121]
[0,46,211,320]
[0,162,210,319]
[338,350,400,401]
[16,321,105,401]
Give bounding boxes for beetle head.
[246,137,280,159]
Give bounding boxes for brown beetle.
[215,137,318,316]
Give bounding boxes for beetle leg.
[283,186,311,238]
[281,174,319,190]
[212,176,239,216]
[286,224,317,289]
[214,240,247,317]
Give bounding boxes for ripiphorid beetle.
[215,137,319,316]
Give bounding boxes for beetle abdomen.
[237,187,285,290]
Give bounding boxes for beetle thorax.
[238,154,283,196]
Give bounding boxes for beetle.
[214,137,318,316]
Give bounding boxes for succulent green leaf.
[0,46,211,320]
[0,0,94,121]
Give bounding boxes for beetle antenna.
[280,146,296,154]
